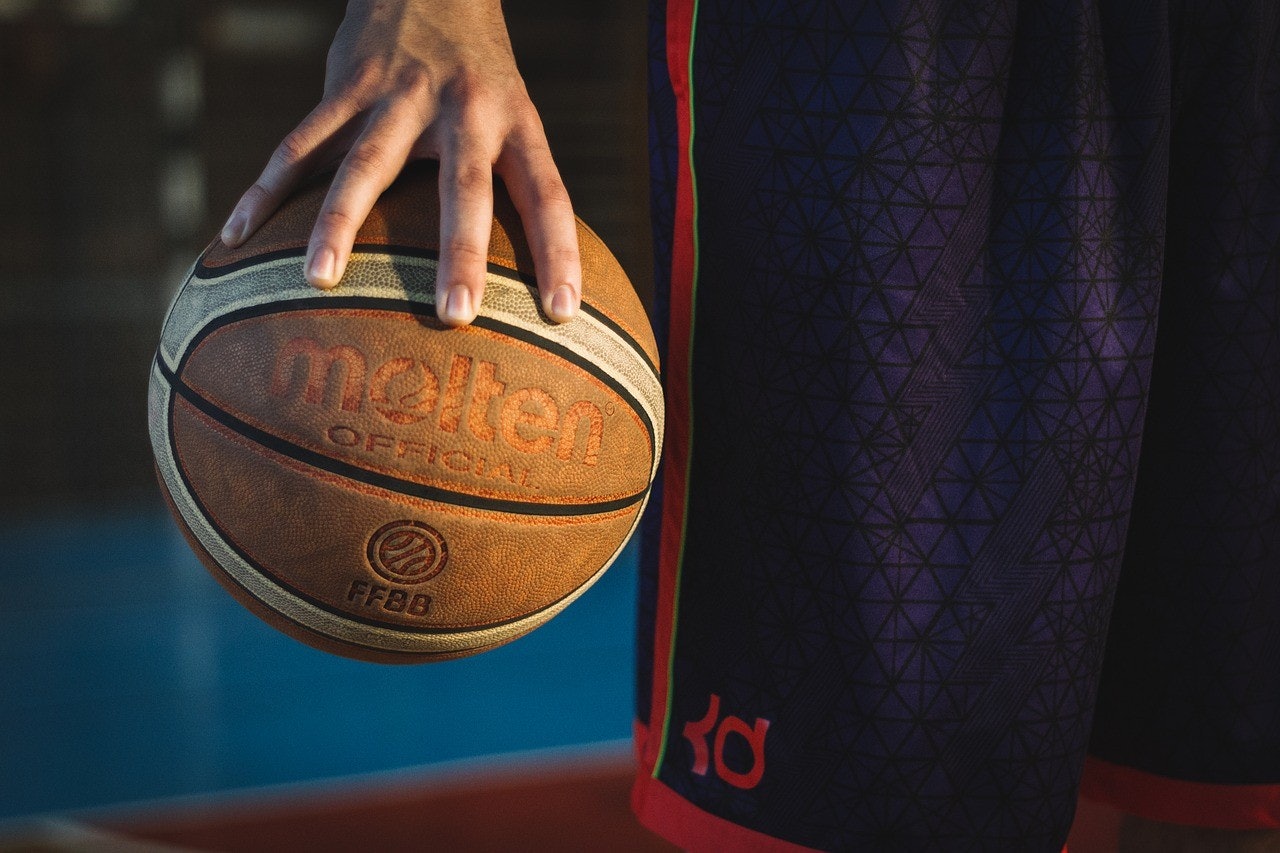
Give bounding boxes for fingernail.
[308,247,337,286]
[221,210,248,246]
[549,285,577,321]
[442,285,474,325]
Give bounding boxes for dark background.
[0,0,650,517]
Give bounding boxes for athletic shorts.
[630,1,1280,850]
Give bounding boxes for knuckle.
[507,99,551,141]
[448,108,492,148]
[346,58,385,97]
[317,206,358,233]
[274,129,311,168]
[510,97,546,130]
[242,181,271,206]
[395,64,434,99]
[545,243,580,266]
[529,173,572,209]
[443,236,489,264]
[345,141,390,177]
[450,162,492,195]
[325,60,383,110]
[446,68,490,105]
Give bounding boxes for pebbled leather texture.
[148,163,663,663]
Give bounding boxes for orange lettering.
[370,358,439,425]
[438,355,472,433]
[467,360,506,440]
[271,337,366,412]
[270,337,606,468]
[500,388,559,454]
[557,401,604,466]
[443,449,472,471]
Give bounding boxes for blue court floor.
[0,504,638,822]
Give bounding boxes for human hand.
[219,0,581,327]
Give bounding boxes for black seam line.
[172,295,658,453]
[192,247,661,381]
[162,374,614,643]
[576,301,661,381]
[195,245,525,281]
[466,313,658,450]
[158,357,649,518]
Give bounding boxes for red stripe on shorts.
[639,0,698,776]
[632,722,821,852]
[1081,755,1280,829]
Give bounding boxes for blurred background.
[0,0,669,849]
[0,0,652,516]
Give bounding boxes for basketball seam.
[578,301,661,380]
[168,392,634,637]
[196,244,519,282]
[181,310,653,505]
[157,473,455,658]
[173,384,641,526]
[160,356,650,518]
[158,263,663,481]
[470,313,658,453]
[195,246,661,379]
[170,294,659,457]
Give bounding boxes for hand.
[219,0,582,327]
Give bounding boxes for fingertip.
[439,284,477,327]
[221,209,250,247]
[544,284,579,323]
[306,246,341,289]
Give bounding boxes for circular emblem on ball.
[366,520,448,585]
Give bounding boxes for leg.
[635,1,1172,848]
[1085,0,1280,839]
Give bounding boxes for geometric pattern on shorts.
[639,0,1176,848]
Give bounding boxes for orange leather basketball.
[147,163,663,663]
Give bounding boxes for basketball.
[147,163,663,663]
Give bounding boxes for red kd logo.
[682,693,771,790]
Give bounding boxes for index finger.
[303,101,425,289]
[222,98,357,247]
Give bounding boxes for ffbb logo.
[269,336,605,465]
[367,519,448,585]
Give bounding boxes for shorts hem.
[1080,755,1280,829]
[631,719,819,852]
[630,772,820,853]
